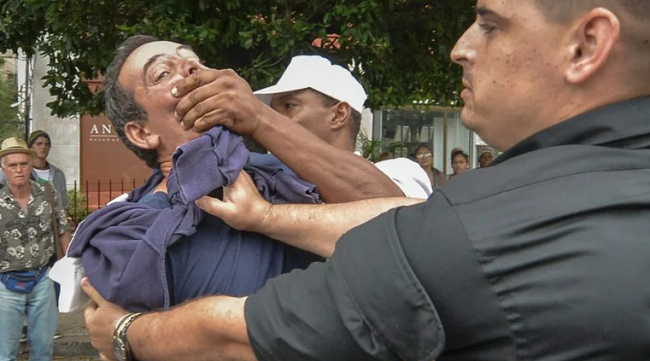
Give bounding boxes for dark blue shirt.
[68,128,323,312]
[139,189,320,306]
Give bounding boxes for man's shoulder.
[442,145,649,206]
[47,162,61,172]
[47,162,66,178]
[374,157,427,178]
[374,158,433,198]
[31,179,48,192]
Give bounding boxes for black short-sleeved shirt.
[245,97,650,361]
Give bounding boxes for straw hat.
[0,137,37,159]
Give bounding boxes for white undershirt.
[374,158,433,199]
[33,168,52,182]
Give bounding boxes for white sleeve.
[374,158,433,199]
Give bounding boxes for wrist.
[251,106,282,144]
[113,312,144,361]
[255,202,273,234]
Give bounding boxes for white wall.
[30,54,80,188]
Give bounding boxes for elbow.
[322,243,336,259]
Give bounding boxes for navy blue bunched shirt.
[68,127,323,311]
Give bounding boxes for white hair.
[0,153,33,168]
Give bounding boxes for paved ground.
[18,309,98,360]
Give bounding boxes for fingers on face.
[173,68,217,98]
[183,104,226,131]
[176,71,241,130]
[177,86,213,125]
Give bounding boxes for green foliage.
[0,58,23,140]
[0,0,475,117]
[67,188,89,224]
[357,131,382,161]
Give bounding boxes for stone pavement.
[19,309,98,360]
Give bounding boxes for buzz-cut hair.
[535,0,650,23]
[535,0,650,81]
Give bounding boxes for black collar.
[492,96,650,166]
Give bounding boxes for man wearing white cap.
[174,54,429,196]
[175,55,430,257]
[254,55,431,199]
[0,137,70,361]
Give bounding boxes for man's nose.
[179,59,201,77]
[450,27,475,66]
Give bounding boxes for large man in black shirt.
[82,0,650,360]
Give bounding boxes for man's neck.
[9,182,32,200]
[32,158,48,170]
[154,160,172,194]
[331,136,355,153]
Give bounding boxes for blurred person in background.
[448,148,470,179]
[478,147,496,168]
[413,145,445,188]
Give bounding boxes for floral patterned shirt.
[0,180,68,272]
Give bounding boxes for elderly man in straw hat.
[0,137,71,361]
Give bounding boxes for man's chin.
[460,108,475,129]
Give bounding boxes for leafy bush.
[66,188,89,224]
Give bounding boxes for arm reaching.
[82,200,444,361]
[82,278,255,361]
[172,69,403,202]
[196,171,423,258]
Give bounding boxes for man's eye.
[285,103,296,110]
[478,23,496,34]
[155,71,170,82]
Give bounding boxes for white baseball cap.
[254,55,367,113]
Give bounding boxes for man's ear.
[330,102,352,131]
[124,121,160,150]
[565,8,621,84]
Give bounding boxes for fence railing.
[69,179,148,223]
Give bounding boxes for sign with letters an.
[80,113,150,207]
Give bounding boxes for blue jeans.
[0,269,57,361]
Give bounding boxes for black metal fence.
[68,179,148,223]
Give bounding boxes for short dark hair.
[320,94,362,139]
[535,0,650,84]
[414,145,432,154]
[451,149,469,163]
[535,0,650,23]
[103,35,160,169]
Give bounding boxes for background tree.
[0,0,474,117]
[0,57,23,140]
